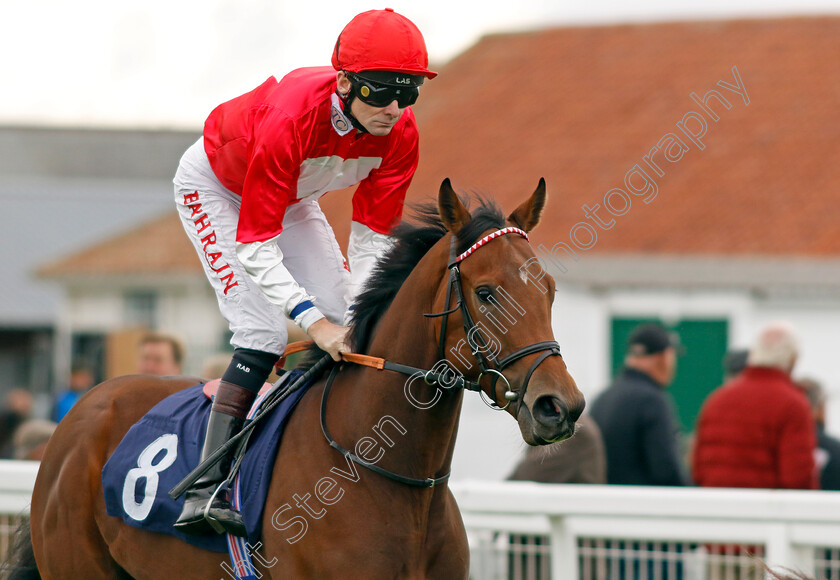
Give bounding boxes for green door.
[610,317,729,433]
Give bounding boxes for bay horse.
[16,179,584,579]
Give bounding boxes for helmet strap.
[337,88,369,135]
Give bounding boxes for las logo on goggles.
[348,73,419,108]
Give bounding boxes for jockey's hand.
[307,318,351,362]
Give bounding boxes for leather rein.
[313,227,563,488]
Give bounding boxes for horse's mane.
[348,196,506,354]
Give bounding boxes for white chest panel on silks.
[295,93,383,201]
[296,155,382,201]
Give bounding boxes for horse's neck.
[339,244,463,480]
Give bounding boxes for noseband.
[425,227,563,410]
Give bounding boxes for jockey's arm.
[345,221,396,315]
[235,237,347,360]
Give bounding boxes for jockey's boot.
[174,380,256,536]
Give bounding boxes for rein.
[318,226,564,488]
[320,365,451,488]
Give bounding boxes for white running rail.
[450,480,840,579]
[1,462,838,579]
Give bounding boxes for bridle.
[320,226,563,488]
[426,227,563,411]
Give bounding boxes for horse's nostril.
[534,395,565,421]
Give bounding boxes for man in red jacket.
[692,322,818,489]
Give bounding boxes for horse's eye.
[475,286,493,303]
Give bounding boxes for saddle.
[102,370,311,553]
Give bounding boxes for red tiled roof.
[37,212,203,277]
[42,16,840,277]
[407,16,840,256]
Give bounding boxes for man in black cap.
[589,322,689,486]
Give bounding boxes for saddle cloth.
[102,370,310,553]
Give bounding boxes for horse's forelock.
[347,196,505,354]
[452,197,506,255]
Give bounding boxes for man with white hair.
[692,322,818,489]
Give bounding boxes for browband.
[453,227,529,264]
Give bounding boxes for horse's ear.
[507,178,547,233]
[438,178,471,234]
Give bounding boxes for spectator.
[508,414,607,484]
[53,363,95,422]
[797,377,840,490]
[137,332,184,376]
[0,389,33,458]
[590,322,688,486]
[12,419,57,460]
[692,322,817,489]
[723,348,749,380]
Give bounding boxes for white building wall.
[65,288,125,330]
[551,284,609,402]
[56,280,230,378]
[555,286,840,432]
[155,283,228,375]
[552,285,753,402]
[453,284,840,482]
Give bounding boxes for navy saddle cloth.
[102,370,310,553]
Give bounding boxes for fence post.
[550,515,577,579]
[764,523,792,579]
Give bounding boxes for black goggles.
[348,73,419,108]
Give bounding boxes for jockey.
[172,8,436,536]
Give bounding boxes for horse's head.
[434,178,585,445]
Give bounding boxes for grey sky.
[1,0,838,128]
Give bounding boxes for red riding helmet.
[332,8,437,81]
